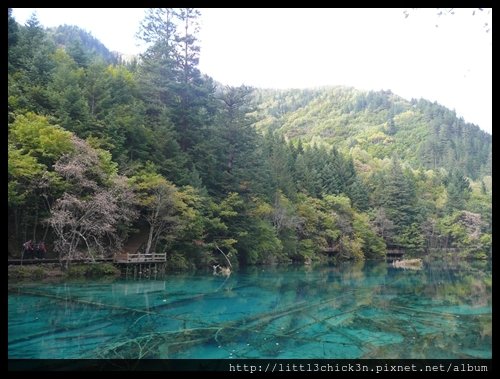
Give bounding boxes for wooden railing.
[114,252,166,263]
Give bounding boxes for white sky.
[12,8,492,134]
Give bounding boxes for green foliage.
[352,213,386,259]
[7,12,491,268]
[444,169,472,214]
[467,176,491,233]
[8,9,20,69]
[166,186,212,268]
[66,263,120,277]
[291,193,383,262]
[48,49,90,133]
[8,145,44,205]
[437,211,490,258]
[238,219,284,265]
[8,112,74,249]
[167,251,194,271]
[394,223,426,253]
[9,112,73,165]
[9,14,56,113]
[130,164,187,255]
[49,24,118,65]
[254,88,491,180]
[8,265,47,280]
[370,157,420,247]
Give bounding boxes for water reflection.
[8,259,491,359]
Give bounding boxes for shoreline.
[8,254,490,283]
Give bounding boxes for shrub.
[66,263,120,278]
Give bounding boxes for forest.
[8,9,492,270]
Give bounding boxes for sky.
[12,8,492,134]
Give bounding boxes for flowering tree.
[47,137,135,267]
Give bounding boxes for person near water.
[36,241,47,259]
[22,240,34,259]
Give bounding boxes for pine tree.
[379,157,418,246]
[48,49,90,134]
[8,9,20,71]
[137,8,179,109]
[445,169,471,213]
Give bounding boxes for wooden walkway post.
[113,252,167,279]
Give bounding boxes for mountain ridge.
[252,86,491,180]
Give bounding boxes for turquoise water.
[8,260,491,359]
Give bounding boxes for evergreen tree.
[378,157,419,246]
[48,49,90,134]
[8,9,20,71]
[445,169,472,213]
[137,8,179,110]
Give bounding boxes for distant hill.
[252,87,491,180]
[47,24,119,65]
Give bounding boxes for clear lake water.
[8,259,491,359]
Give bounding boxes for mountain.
[48,25,119,65]
[8,11,491,266]
[252,87,491,180]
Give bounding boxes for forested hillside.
[8,9,492,270]
[253,87,491,180]
[48,24,120,65]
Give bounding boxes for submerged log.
[392,258,423,270]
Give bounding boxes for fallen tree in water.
[392,258,423,270]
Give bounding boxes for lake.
[8,259,491,359]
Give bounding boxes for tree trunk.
[32,204,38,241]
[22,210,28,244]
[14,207,19,242]
[42,223,49,242]
[145,223,154,255]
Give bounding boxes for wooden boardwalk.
[8,258,113,265]
[114,252,166,263]
[113,252,167,279]
[8,252,168,280]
